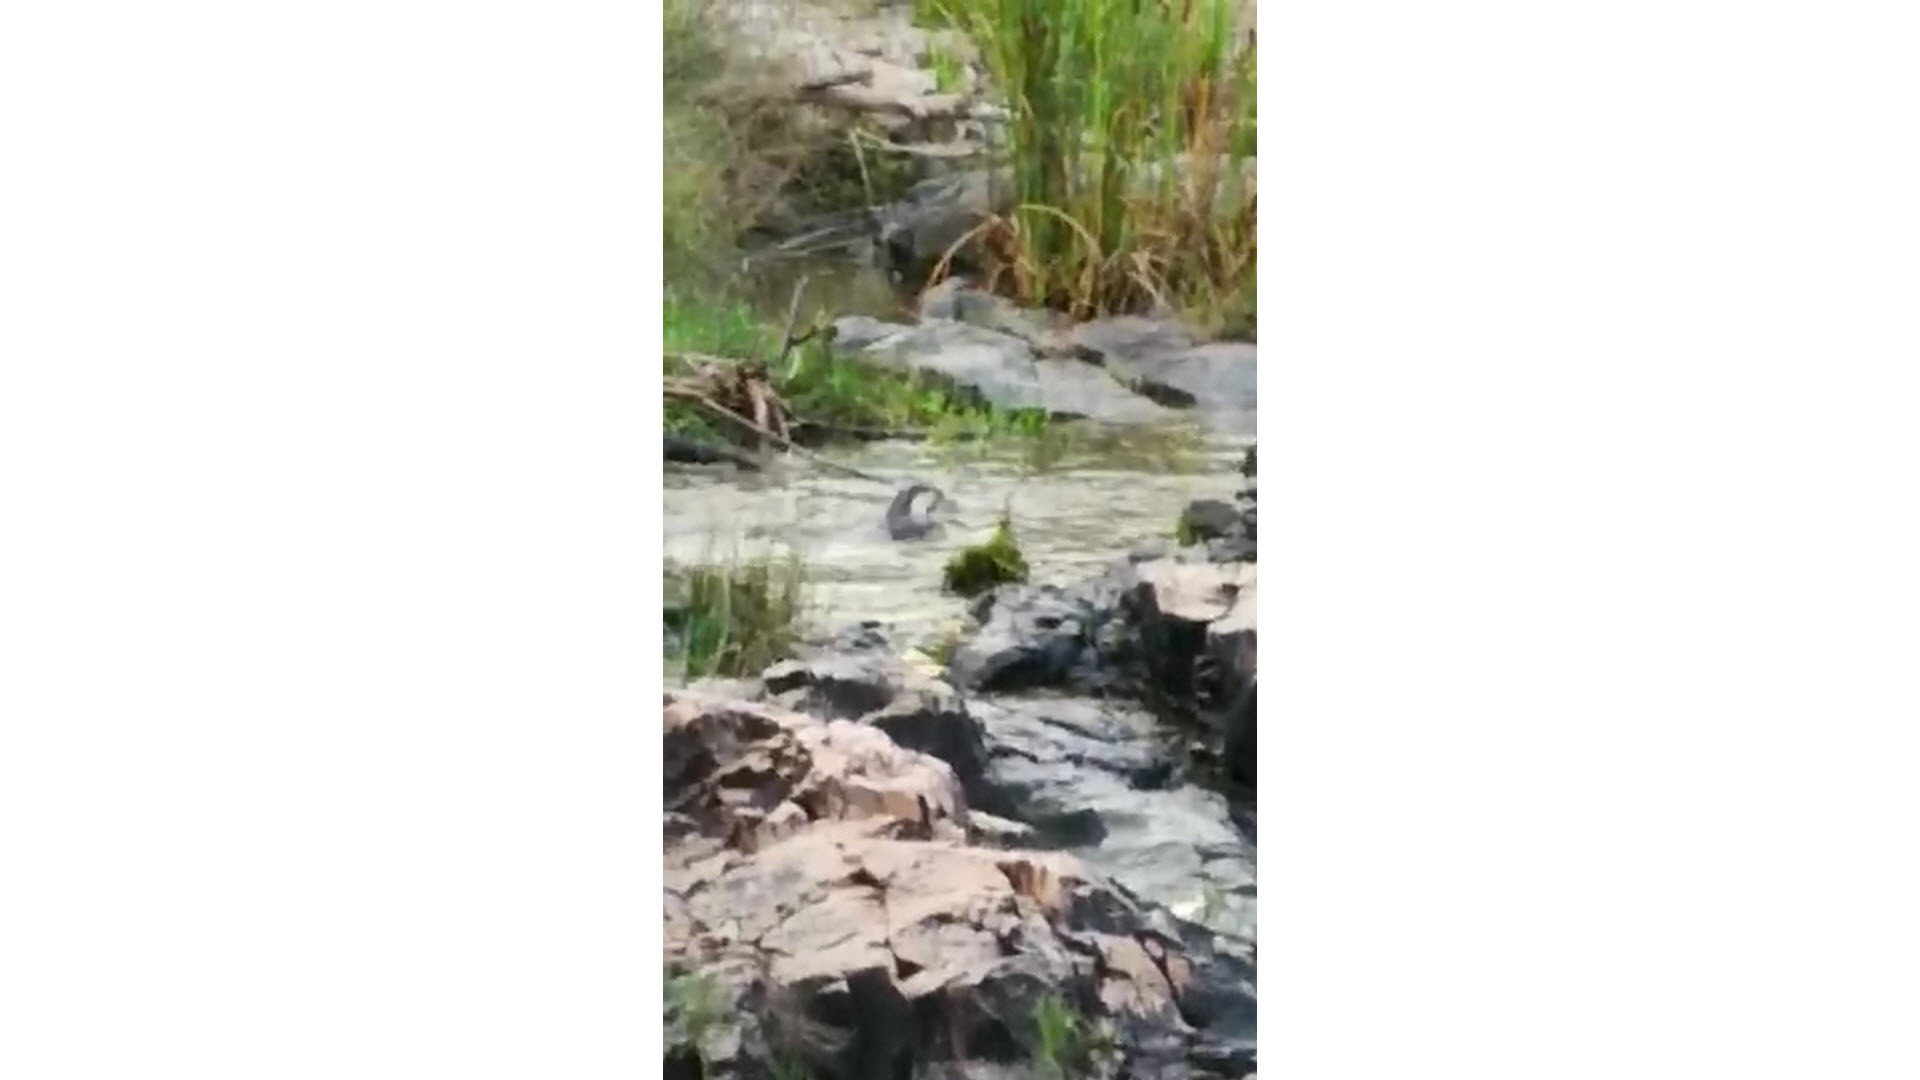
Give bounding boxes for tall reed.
[665,554,807,680]
[933,0,1256,323]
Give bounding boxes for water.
[663,424,1248,646]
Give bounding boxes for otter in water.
[885,483,951,540]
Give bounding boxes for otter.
[885,483,951,540]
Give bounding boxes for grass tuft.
[943,508,1030,596]
[1030,993,1083,1079]
[666,971,727,1069]
[665,555,807,680]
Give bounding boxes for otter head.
[885,483,952,541]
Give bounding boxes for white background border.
[4,0,1918,1075]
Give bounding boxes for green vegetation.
[1030,993,1084,1079]
[665,555,807,680]
[943,509,1030,596]
[917,0,1256,330]
[665,288,1057,445]
[666,971,727,1068]
[927,42,967,94]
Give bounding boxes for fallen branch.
[663,386,895,486]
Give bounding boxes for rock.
[1070,318,1258,432]
[831,315,914,352]
[1031,357,1171,423]
[1124,560,1255,709]
[761,649,993,799]
[665,434,761,471]
[1204,584,1257,789]
[664,692,970,848]
[946,580,1117,694]
[663,689,1259,1079]
[1071,315,1197,360]
[1179,499,1242,543]
[971,696,1258,942]
[845,319,1168,424]
[967,810,1038,850]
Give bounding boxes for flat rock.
[847,318,1169,423]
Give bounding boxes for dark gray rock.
[946,575,1135,694]
[1070,318,1258,431]
[1179,499,1242,543]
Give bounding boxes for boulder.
[1179,499,1242,543]
[763,650,992,799]
[946,577,1129,694]
[1070,318,1258,431]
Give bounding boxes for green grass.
[666,971,727,1069]
[664,289,1056,443]
[927,42,967,94]
[917,0,1256,327]
[943,508,1030,597]
[1030,993,1083,1079]
[665,555,807,681]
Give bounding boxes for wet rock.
[946,580,1120,694]
[971,696,1257,942]
[967,810,1038,850]
[1204,585,1257,788]
[1179,499,1242,543]
[1182,486,1255,564]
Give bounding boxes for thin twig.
[774,273,811,369]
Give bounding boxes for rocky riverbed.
[665,433,1258,1078]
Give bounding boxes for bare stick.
[774,273,812,369]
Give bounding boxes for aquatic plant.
[942,508,1030,596]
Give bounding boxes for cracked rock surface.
[664,690,1255,1080]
